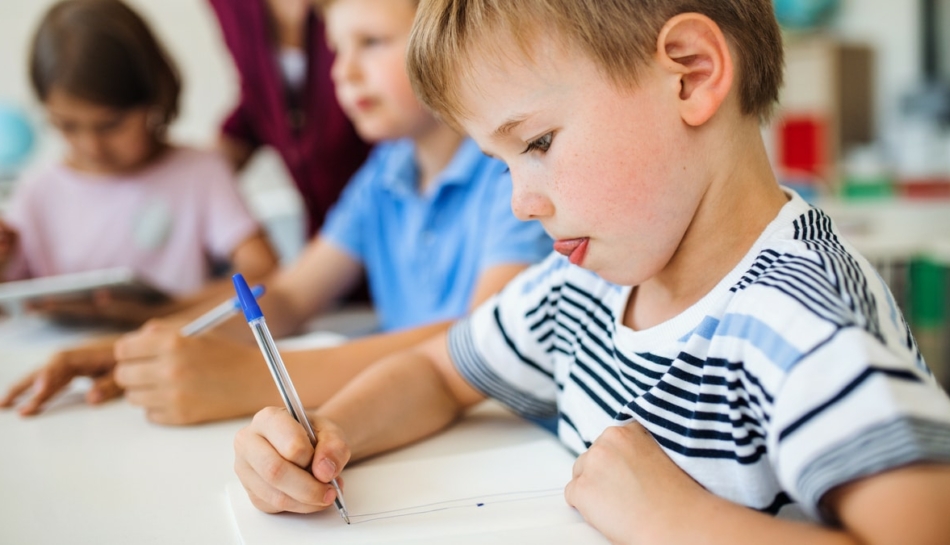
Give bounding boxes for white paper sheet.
[227,439,610,544]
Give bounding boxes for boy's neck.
[624,118,788,332]
[412,122,465,194]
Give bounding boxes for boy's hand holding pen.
[232,273,351,522]
[235,405,352,516]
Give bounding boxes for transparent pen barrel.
[249,317,317,446]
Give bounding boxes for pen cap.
[234,284,266,309]
[232,273,263,321]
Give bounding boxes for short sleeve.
[767,326,950,521]
[200,156,262,259]
[319,151,380,263]
[448,254,568,418]
[477,167,552,270]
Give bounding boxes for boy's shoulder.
[720,194,923,375]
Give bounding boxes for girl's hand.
[0,337,122,415]
[234,406,350,514]
[0,219,19,273]
[565,421,709,545]
[30,289,178,328]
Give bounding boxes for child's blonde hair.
[313,0,419,15]
[407,0,784,125]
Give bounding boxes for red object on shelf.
[895,177,950,199]
[778,114,829,178]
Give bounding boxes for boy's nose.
[510,176,554,221]
[330,52,360,85]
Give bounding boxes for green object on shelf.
[910,258,946,328]
[840,177,894,200]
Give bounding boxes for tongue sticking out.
[553,238,589,265]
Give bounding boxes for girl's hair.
[29,0,181,130]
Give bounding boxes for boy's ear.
[655,13,734,127]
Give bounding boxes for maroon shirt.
[208,0,370,235]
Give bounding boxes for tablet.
[0,267,170,305]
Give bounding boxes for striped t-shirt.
[448,190,950,522]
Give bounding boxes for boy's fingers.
[237,430,329,509]
[123,385,163,410]
[312,422,350,483]
[87,374,123,404]
[252,407,316,468]
[17,370,71,415]
[114,327,179,361]
[113,359,166,389]
[236,456,325,514]
[0,372,37,407]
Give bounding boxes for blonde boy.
[234,1,950,542]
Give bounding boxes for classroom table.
[0,315,601,544]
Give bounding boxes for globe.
[773,0,840,30]
[0,103,35,174]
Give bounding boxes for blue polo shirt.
[320,138,551,332]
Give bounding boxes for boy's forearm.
[285,321,451,409]
[667,495,858,545]
[315,347,468,462]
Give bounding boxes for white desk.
[0,316,594,544]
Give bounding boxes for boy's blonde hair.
[313,0,419,14]
[407,0,783,125]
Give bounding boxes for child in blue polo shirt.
[1,0,549,425]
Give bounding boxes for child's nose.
[510,176,554,221]
[330,52,360,85]
[73,131,108,161]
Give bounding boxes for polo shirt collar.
[380,137,484,197]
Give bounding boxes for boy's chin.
[352,121,403,143]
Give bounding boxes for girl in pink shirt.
[0,0,278,324]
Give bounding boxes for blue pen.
[179,285,265,337]
[232,273,351,524]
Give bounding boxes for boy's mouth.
[553,238,589,266]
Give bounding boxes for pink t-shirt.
[3,147,260,296]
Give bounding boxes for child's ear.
[655,13,734,127]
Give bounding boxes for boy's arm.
[112,319,451,425]
[468,263,531,309]
[229,230,279,283]
[317,330,486,460]
[566,421,950,545]
[234,330,487,513]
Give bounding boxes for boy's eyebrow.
[491,115,529,139]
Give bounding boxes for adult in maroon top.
[207,0,370,235]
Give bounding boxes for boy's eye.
[360,36,387,48]
[522,132,553,154]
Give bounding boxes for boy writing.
[238,0,950,541]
